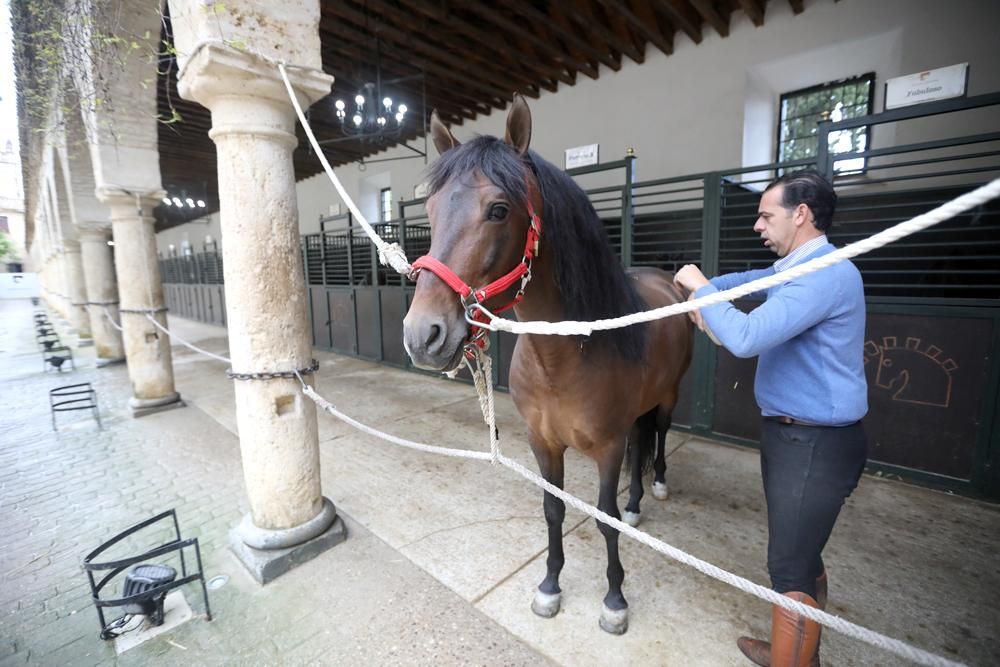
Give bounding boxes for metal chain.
[119,306,169,314]
[227,358,319,381]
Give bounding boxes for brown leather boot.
[770,592,821,666]
[737,574,826,666]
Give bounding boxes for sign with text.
[885,63,968,110]
[565,143,599,169]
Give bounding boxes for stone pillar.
[62,240,93,343]
[99,191,182,415]
[79,225,126,365]
[177,40,343,583]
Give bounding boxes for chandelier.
[334,82,408,142]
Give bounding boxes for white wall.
[0,273,39,299]
[157,0,1000,248]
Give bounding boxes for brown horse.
[403,95,693,634]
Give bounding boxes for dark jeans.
[760,419,867,598]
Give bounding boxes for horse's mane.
[428,135,648,361]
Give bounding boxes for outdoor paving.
[1,297,999,666]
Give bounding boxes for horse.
[402,95,693,634]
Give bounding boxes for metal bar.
[819,92,1000,134]
[691,173,722,433]
[567,158,629,177]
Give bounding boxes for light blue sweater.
[694,243,868,426]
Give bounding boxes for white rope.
[144,313,232,365]
[301,383,491,462]
[299,377,965,667]
[277,63,414,278]
[102,305,123,332]
[483,178,1000,336]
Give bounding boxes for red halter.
[410,178,542,355]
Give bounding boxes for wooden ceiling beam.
[690,0,730,37]
[320,6,530,101]
[605,0,675,56]
[569,0,644,64]
[789,0,804,14]
[496,1,617,73]
[383,0,571,89]
[738,0,766,26]
[650,0,703,44]
[319,18,519,103]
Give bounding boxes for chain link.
[227,358,319,381]
[119,306,168,314]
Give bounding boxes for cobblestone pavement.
[0,299,549,667]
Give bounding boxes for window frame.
[775,72,876,173]
[379,187,393,223]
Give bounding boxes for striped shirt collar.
[774,234,829,272]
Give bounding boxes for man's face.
[754,185,801,257]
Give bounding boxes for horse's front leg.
[530,438,567,619]
[597,442,629,634]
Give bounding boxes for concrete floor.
[2,297,998,666]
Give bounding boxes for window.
[777,73,875,173]
[380,187,393,222]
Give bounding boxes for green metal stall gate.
[161,94,1000,500]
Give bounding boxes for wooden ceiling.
[156,0,804,230]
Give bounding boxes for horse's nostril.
[428,323,442,348]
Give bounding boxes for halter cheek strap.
[410,179,543,353]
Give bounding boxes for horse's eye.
[488,203,509,221]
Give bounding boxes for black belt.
[765,415,819,426]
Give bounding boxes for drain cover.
[207,575,229,590]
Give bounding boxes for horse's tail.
[627,407,659,477]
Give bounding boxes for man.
[674,169,868,667]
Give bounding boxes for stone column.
[62,240,93,343]
[177,41,343,583]
[99,191,182,415]
[79,225,126,365]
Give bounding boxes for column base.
[96,356,127,368]
[129,392,185,418]
[230,498,346,585]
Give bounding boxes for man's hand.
[675,264,709,330]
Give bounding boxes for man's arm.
[693,277,835,358]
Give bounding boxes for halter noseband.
[410,173,542,355]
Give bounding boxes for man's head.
[754,169,836,257]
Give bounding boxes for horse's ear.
[430,111,460,155]
[504,93,532,155]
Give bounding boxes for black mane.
[428,135,648,361]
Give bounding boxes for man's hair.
[764,169,837,231]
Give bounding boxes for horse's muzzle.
[402,310,466,372]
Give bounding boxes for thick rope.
[487,178,1000,336]
[101,306,123,332]
[277,63,413,278]
[143,313,232,365]
[297,377,964,667]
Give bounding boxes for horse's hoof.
[622,510,641,527]
[599,603,629,635]
[531,590,561,618]
[652,481,669,500]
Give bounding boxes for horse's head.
[403,95,541,372]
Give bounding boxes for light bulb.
[172,197,182,207]
[162,197,172,206]
[355,94,365,106]
[186,198,195,208]
[383,97,392,109]
[197,200,206,208]
[353,114,362,126]
[335,99,345,110]
[377,116,386,126]
[395,112,403,123]
[398,104,407,114]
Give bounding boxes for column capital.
[78,223,112,243]
[95,188,166,212]
[178,43,332,128]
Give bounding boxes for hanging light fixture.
[333,37,409,143]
